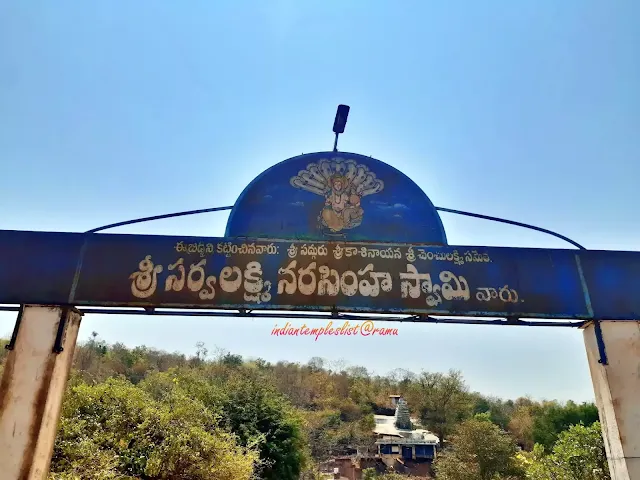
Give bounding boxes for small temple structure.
[373,396,440,464]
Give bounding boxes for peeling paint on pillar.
[20,352,57,480]
[583,321,640,480]
[32,310,81,480]
[0,305,82,480]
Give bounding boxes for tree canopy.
[521,422,610,480]
[434,415,526,480]
[0,333,608,479]
[51,377,257,480]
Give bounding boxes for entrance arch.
[0,149,638,479]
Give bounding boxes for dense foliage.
[435,414,526,480]
[0,333,610,479]
[52,378,257,480]
[520,422,610,480]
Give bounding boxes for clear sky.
[1,1,638,402]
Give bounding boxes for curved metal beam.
[84,204,586,251]
[85,206,234,234]
[435,207,586,250]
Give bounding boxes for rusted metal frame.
[52,307,71,354]
[4,304,24,351]
[5,305,74,354]
[593,320,609,365]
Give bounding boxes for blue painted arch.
[225,151,448,245]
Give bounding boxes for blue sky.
[1,1,638,402]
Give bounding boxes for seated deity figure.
[321,175,364,232]
[289,159,384,235]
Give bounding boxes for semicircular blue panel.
[225,152,447,245]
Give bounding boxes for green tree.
[362,469,377,480]
[523,422,610,480]
[509,405,535,450]
[413,370,473,444]
[142,367,308,480]
[2,333,610,478]
[51,377,257,480]
[532,401,599,451]
[221,353,244,367]
[435,417,525,480]
[472,394,513,430]
[220,372,308,480]
[304,409,341,460]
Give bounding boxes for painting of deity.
[290,158,384,234]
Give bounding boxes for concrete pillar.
[583,321,640,480]
[0,305,82,480]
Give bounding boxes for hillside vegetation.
[0,334,606,479]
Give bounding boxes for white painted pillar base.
[583,321,640,480]
[0,305,82,480]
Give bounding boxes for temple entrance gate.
[1,110,638,479]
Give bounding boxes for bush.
[51,378,257,480]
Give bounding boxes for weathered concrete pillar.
[583,321,640,480]
[0,305,82,480]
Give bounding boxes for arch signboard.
[0,151,638,321]
[1,149,640,480]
